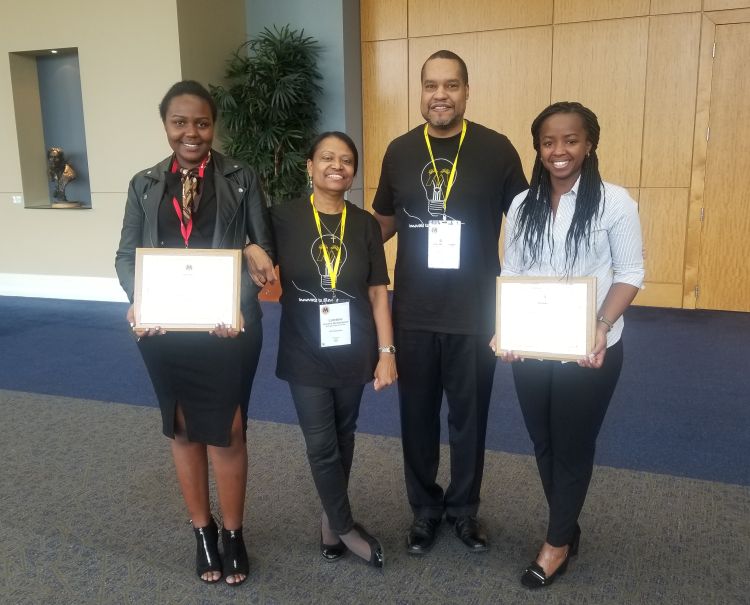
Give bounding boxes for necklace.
[315,202,344,237]
[318,213,343,238]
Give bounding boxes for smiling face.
[163,94,214,169]
[420,58,469,138]
[538,112,593,192]
[307,136,356,198]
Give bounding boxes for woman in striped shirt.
[496,101,644,589]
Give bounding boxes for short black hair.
[159,80,217,122]
[421,50,469,85]
[307,131,359,176]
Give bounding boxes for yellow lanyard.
[310,194,347,290]
[423,119,467,216]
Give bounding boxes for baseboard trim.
[0,273,128,302]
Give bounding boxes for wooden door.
[698,23,750,311]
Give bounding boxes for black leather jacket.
[115,150,274,322]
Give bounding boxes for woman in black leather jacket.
[115,80,275,587]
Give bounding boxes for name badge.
[319,302,351,347]
[428,220,461,269]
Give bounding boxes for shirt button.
[238,187,244,193]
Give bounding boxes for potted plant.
[211,25,322,204]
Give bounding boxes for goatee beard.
[427,114,462,132]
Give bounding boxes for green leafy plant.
[211,25,322,203]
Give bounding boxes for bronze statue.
[47,147,77,202]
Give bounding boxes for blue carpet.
[0,296,748,486]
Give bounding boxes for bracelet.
[378,345,396,354]
[597,315,614,331]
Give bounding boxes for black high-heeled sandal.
[193,517,221,584]
[221,526,249,587]
[352,522,384,569]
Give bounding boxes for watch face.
[379,345,396,353]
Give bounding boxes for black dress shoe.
[193,517,222,583]
[406,517,441,554]
[520,553,569,589]
[320,532,347,561]
[446,515,488,552]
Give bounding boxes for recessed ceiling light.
[50,49,58,54]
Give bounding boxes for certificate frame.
[134,248,242,332]
[495,276,596,361]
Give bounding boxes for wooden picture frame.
[134,248,242,331]
[495,276,596,361]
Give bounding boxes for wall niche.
[9,47,92,209]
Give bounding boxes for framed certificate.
[495,276,596,361]
[134,248,242,331]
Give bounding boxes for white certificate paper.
[319,302,351,347]
[427,220,461,269]
[496,277,596,361]
[135,248,241,331]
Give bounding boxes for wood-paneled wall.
[361,0,750,310]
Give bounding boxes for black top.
[372,121,528,335]
[271,198,390,387]
[159,160,217,248]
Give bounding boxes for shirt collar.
[566,174,582,197]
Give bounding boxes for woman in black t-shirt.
[271,132,396,568]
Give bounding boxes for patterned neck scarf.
[172,152,211,226]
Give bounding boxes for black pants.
[512,340,624,547]
[288,383,365,534]
[395,328,497,519]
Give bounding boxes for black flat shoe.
[520,553,570,589]
[193,517,221,584]
[221,526,249,587]
[406,517,441,555]
[446,515,488,552]
[320,532,347,561]
[352,522,384,568]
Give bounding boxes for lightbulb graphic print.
[421,158,456,217]
[311,233,347,291]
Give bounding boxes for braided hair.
[512,101,604,272]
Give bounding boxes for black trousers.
[288,383,365,534]
[395,328,497,519]
[512,340,624,547]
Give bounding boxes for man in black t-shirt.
[372,50,528,555]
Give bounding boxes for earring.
[586,151,591,158]
[307,173,312,189]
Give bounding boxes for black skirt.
[137,317,262,446]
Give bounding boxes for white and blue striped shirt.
[502,179,645,347]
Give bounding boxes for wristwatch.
[378,345,396,354]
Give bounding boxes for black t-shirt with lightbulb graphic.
[373,120,527,335]
[271,198,390,387]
